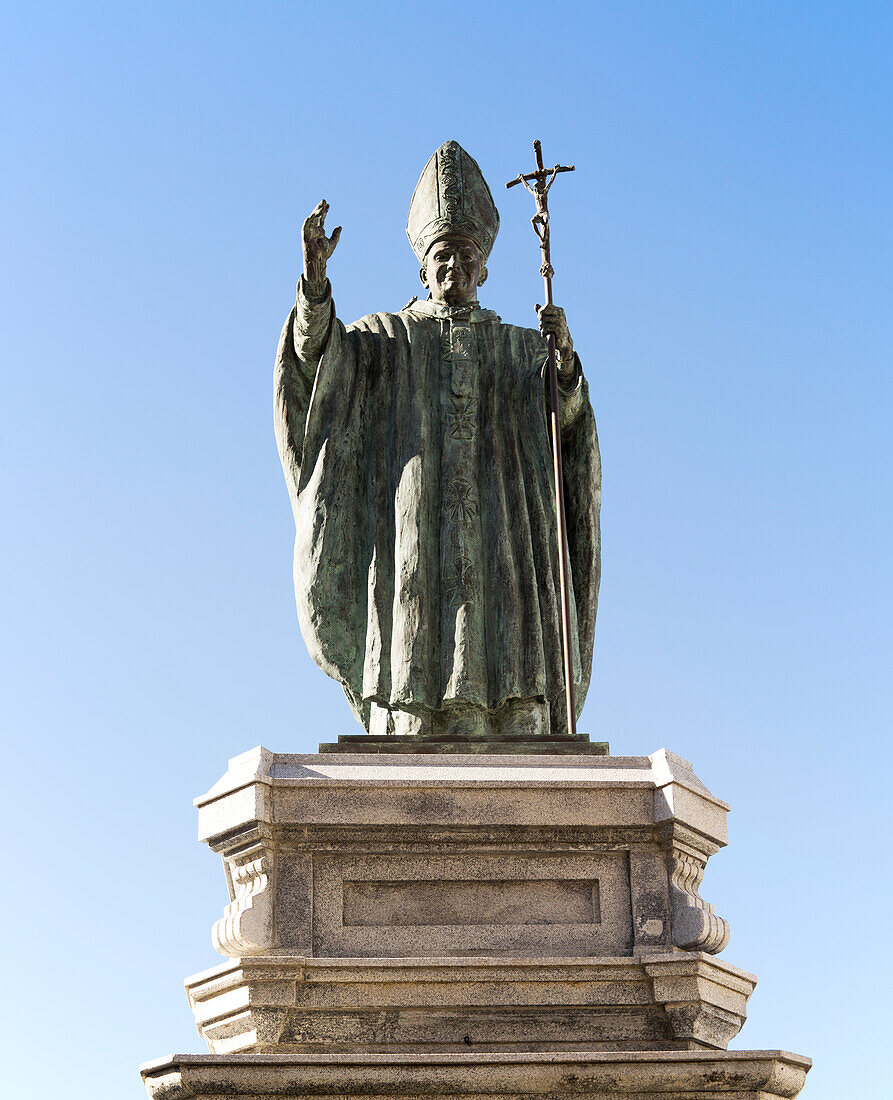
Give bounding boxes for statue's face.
[424,236,483,304]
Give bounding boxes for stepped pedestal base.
[185,952,756,1055]
[142,1050,811,1100]
[140,746,810,1099]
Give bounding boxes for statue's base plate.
[142,1050,811,1100]
[317,733,610,755]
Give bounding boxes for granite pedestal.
[140,745,810,1098]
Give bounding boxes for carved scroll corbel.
[212,856,274,957]
[669,852,730,954]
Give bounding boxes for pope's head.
[421,234,487,305]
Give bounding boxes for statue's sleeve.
[528,333,600,713]
[557,353,586,431]
[559,358,600,713]
[292,276,335,372]
[274,277,344,512]
[273,295,387,716]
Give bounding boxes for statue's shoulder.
[500,320,541,338]
[397,300,440,325]
[350,303,440,332]
[345,306,542,347]
[499,320,549,353]
[347,310,408,333]
[398,301,508,327]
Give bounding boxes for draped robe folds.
[274,282,601,736]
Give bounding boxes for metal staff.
[506,139,579,737]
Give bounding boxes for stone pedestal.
[140,746,810,1098]
[142,1050,812,1100]
[184,953,755,1055]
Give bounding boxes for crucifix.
[507,139,579,737]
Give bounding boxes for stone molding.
[141,1049,811,1100]
[211,855,275,957]
[198,747,731,962]
[668,851,731,954]
[184,952,756,1055]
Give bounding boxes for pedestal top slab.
[195,746,728,848]
[198,746,726,792]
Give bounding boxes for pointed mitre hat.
[406,140,500,263]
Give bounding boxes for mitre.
[406,140,500,263]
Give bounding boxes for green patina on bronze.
[275,141,602,752]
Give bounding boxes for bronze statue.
[275,141,600,742]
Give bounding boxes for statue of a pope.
[275,140,600,741]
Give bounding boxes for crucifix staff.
[507,139,579,738]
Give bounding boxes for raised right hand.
[302,200,342,289]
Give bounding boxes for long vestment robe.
[274,281,601,736]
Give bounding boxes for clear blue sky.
[1,3,889,1098]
